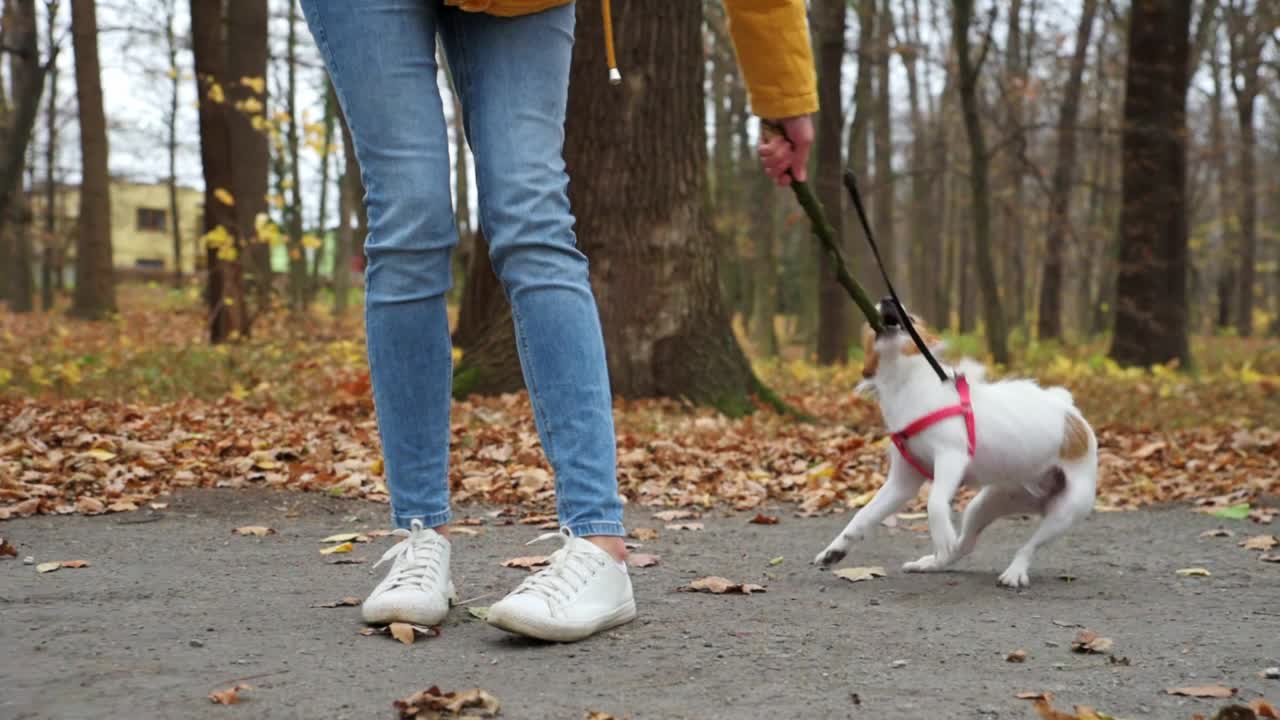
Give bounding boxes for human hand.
[758,115,814,187]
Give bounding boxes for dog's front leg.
[904,451,968,572]
[813,450,924,567]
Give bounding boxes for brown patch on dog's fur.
[900,317,940,357]
[861,325,879,378]
[1060,413,1091,460]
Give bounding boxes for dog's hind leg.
[814,452,925,567]
[904,486,1035,573]
[998,463,1096,589]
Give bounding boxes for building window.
[137,207,166,232]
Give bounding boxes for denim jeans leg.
[298,0,455,530]
[439,5,625,538]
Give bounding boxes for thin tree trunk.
[284,0,306,311]
[847,0,879,302]
[872,0,896,302]
[953,0,1008,362]
[333,99,358,317]
[40,0,57,310]
[3,0,38,313]
[1036,0,1098,340]
[310,83,336,300]
[1225,0,1262,336]
[68,0,114,319]
[227,0,269,311]
[814,0,849,364]
[1001,0,1025,331]
[749,161,779,356]
[1109,0,1192,367]
[191,0,247,341]
[162,0,182,288]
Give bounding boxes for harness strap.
[890,376,975,480]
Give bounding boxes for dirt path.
[2,489,1277,719]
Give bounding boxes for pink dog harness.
[890,376,976,480]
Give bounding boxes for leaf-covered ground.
[2,285,1278,522]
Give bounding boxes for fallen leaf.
[86,448,117,462]
[1211,503,1251,520]
[76,496,105,514]
[208,683,252,705]
[390,622,416,645]
[1250,699,1279,719]
[330,557,367,565]
[833,566,886,583]
[312,596,361,608]
[654,509,699,522]
[1007,649,1028,663]
[450,527,480,536]
[1017,692,1052,701]
[1176,567,1211,577]
[1200,528,1234,538]
[501,555,550,569]
[585,712,617,720]
[1071,630,1114,654]
[36,561,62,573]
[1132,441,1166,459]
[768,556,784,566]
[629,527,659,541]
[467,606,490,621]
[320,542,355,555]
[1165,685,1235,699]
[148,502,168,511]
[1261,553,1280,563]
[393,686,500,719]
[681,576,766,595]
[106,500,138,513]
[628,553,659,568]
[1240,535,1278,551]
[665,522,704,531]
[60,559,90,569]
[320,532,363,543]
[1033,697,1082,720]
[0,537,15,558]
[233,525,275,537]
[749,513,779,525]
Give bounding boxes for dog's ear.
[861,324,879,378]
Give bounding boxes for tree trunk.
[900,0,931,319]
[953,0,1008,362]
[334,100,358,317]
[1109,0,1192,367]
[748,162,779,356]
[1036,0,1098,340]
[40,0,57,311]
[310,83,336,301]
[455,0,772,415]
[847,0,879,301]
[1001,0,1025,331]
[284,0,306,311]
[1225,0,1262,337]
[872,0,895,298]
[814,0,849,364]
[68,0,114,320]
[191,0,248,341]
[3,0,38,313]
[452,229,504,350]
[226,0,270,310]
[160,0,182,288]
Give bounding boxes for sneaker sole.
[485,599,637,643]
[360,581,458,626]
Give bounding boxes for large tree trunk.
[226,0,270,310]
[191,0,248,341]
[953,0,1008,363]
[1109,0,1192,367]
[452,229,504,350]
[455,0,771,415]
[1225,0,1262,337]
[68,0,114,320]
[2,0,38,313]
[1036,0,1098,340]
[748,162,779,356]
[814,0,849,364]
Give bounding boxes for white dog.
[813,301,1098,588]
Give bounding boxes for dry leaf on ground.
[0,537,16,558]
[680,576,766,595]
[1176,567,1212,577]
[449,527,480,537]
[628,554,659,568]
[233,526,275,537]
[1240,535,1278,551]
[749,513,779,525]
[653,510,699,522]
[628,527,659,541]
[665,522,704,531]
[361,623,440,645]
[1032,697,1082,720]
[1165,685,1236,699]
[390,622,416,645]
[501,555,549,569]
[1017,692,1052,701]
[1249,699,1279,718]
[833,566,886,583]
[320,542,354,555]
[1260,553,1280,563]
[585,712,618,720]
[1007,650,1028,663]
[36,561,61,573]
[320,532,366,543]
[311,596,361,608]
[1070,630,1114,654]
[208,683,252,705]
[393,686,500,719]
[60,559,90,568]
[1200,528,1234,538]
[467,606,490,621]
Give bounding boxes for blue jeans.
[300,0,624,538]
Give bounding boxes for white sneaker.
[361,520,457,626]
[486,529,637,642]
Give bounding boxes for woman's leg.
[439,5,625,545]
[299,0,455,531]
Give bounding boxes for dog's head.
[860,297,943,380]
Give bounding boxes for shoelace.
[511,528,609,617]
[373,520,445,592]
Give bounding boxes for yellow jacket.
[443,0,818,119]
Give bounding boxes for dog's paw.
[814,545,847,567]
[997,567,1031,589]
[902,554,941,573]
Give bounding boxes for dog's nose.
[878,296,903,329]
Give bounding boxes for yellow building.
[29,179,206,275]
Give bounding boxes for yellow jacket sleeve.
[722,0,819,119]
